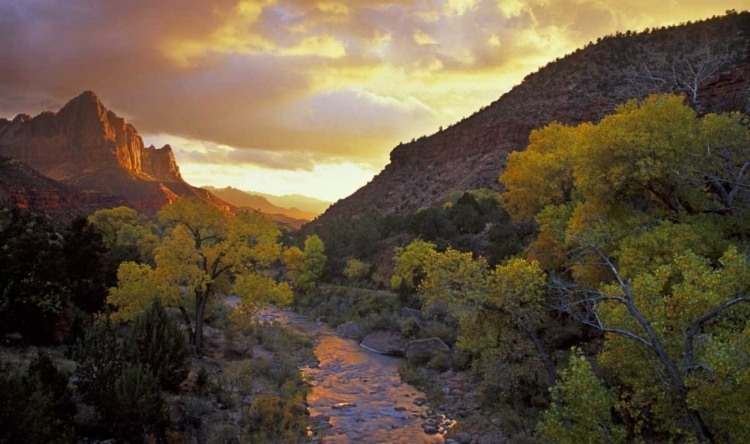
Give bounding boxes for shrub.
[73,315,126,408]
[126,297,191,391]
[73,313,171,442]
[0,351,77,444]
[246,394,284,436]
[106,363,167,444]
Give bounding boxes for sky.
[1,0,747,202]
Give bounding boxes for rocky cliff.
[314,12,750,225]
[0,91,231,214]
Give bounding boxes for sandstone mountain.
[0,156,127,223]
[203,186,323,221]
[313,12,750,226]
[0,91,232,214]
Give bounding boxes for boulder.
[406,337,450,363]
[401,307,428,327]
[360,331,407,356]
[336,321,363,339]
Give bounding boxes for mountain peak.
[63,90,102,110]
[0,91,229,214]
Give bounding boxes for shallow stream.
[258,309,452,443]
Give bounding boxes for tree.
[0,208,67,343]
[623,38,736,112]
[126,297,191,391]
[537,349,625,444]
[89,206,159,262]
[108,363,167,444]
[343,258,370,283]
[282,246,305,286]
[552,244,750,442]
[390,239,437,290]
[418,250,555,404]
[63,216,108,313]
[501,94,750,441]
[108,198,288,354]
[298,235,326,293]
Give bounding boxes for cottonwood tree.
[297,235,326,293]
[89,206,159,262]
[501,94,750,441]
[417,247,556,405]
[282,246,305,286]
[551,242,750,442]
[108,198,291,354]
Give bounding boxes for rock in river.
[336,321,363,339]
[360,330,407,356]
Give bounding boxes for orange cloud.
[1,0,747,184]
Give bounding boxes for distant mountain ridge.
[203,186,328,220]
[312,12,750,226]
[251,192,330,215]
[0,91,232,214]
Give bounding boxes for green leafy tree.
[501,94,750,441]
[63,216,108,313]
[282,246,305,286]
[537,349,625,444]
[390,239,437,290]
[298,235,326,293]
[73,315,126,409]
[89,206,159,262]
[343,258,370,283]
[0,208,67,343]
[109,198,289,354]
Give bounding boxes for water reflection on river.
[260,309,448,443]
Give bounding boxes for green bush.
[73,315,125,408]
[73,311,173,442]
[106,363,167,444]
[126,297,191,391]
[0,351,77,444]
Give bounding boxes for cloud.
[1,0,747,178]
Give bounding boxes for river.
[258,308,452,443]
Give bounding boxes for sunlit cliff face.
[0,0,746,200]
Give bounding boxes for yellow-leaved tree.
[298,235,326,294]
[502,94,750,441]
[107,198,291,354]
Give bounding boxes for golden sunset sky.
[0,0,746,201]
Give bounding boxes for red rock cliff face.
[0,91,230,214]
[0,91,182,183]
[314,13,750,225]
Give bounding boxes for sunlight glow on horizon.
[2,1,747,202]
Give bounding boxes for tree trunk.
[193,287,210,355]
[623,296,714,442]
[178,305,194,345]
[520,323,557,388]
